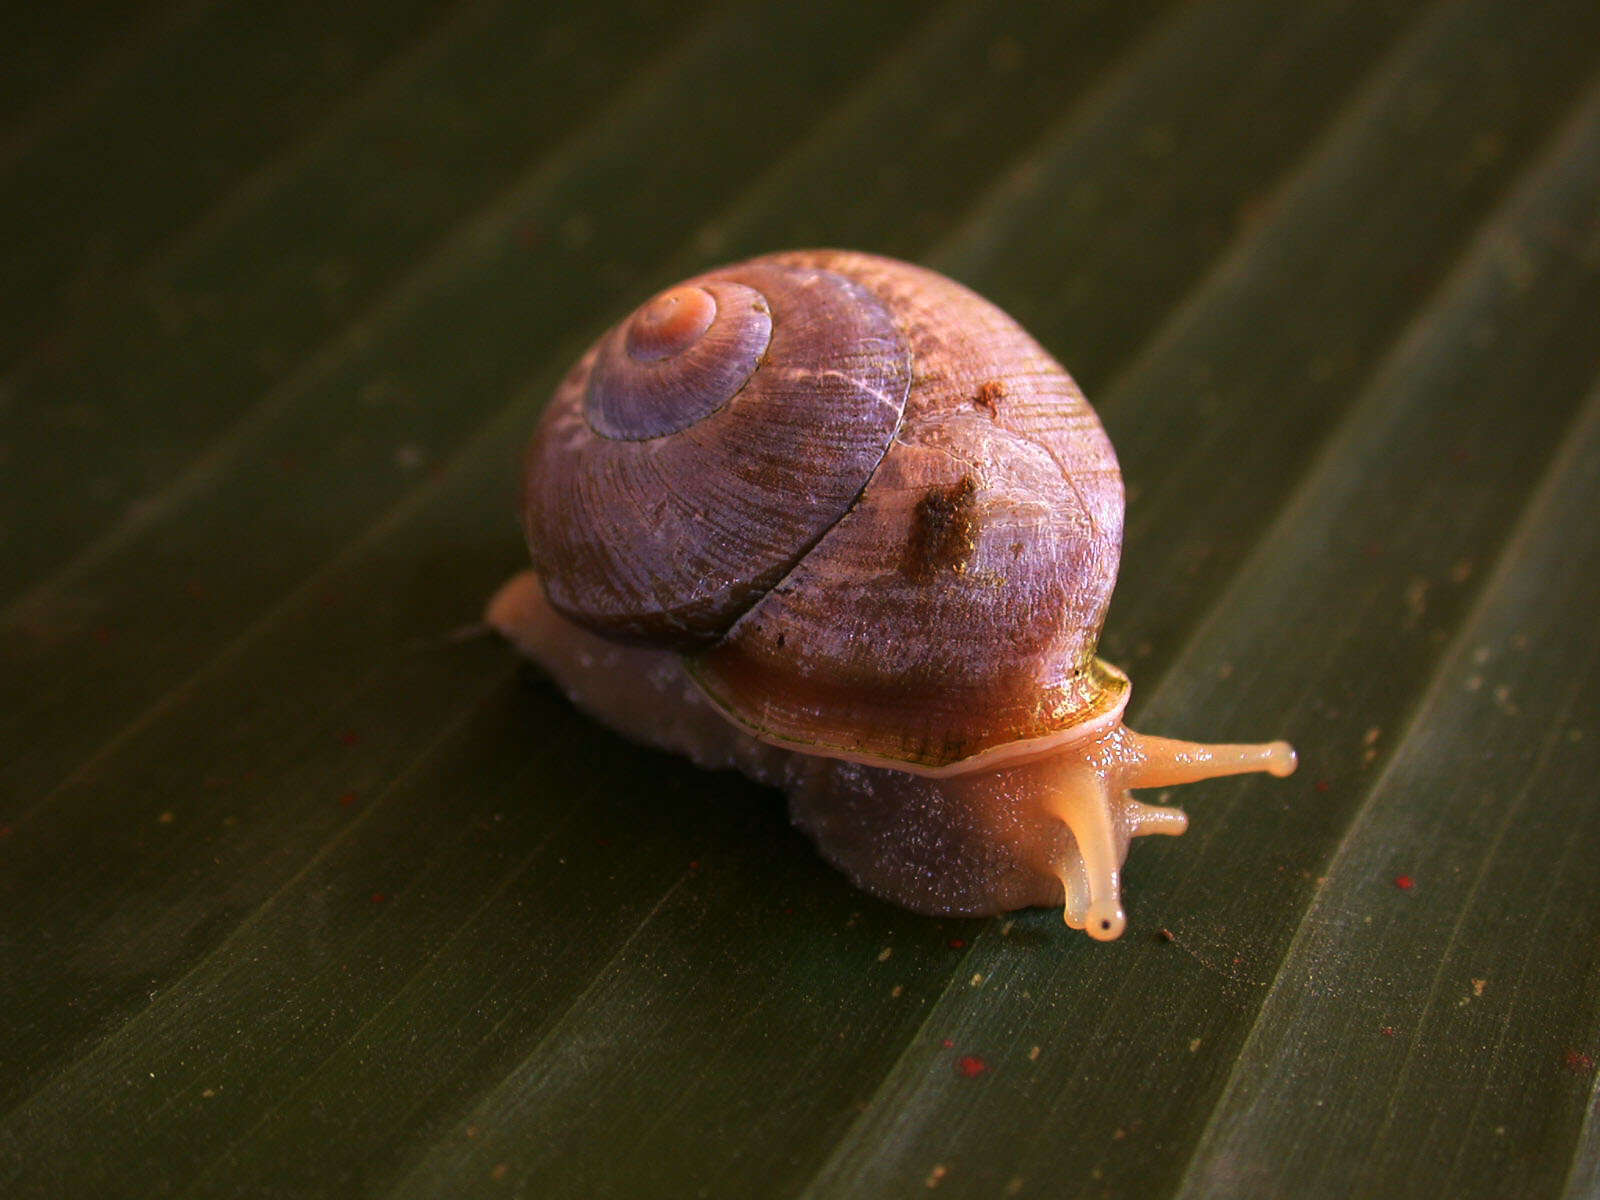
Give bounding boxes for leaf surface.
[2,1,1597,1196]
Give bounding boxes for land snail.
[487,250,1296,941]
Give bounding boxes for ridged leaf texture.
[2,1,1597,1196]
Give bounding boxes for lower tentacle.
[1040,767,1127,941]
[1126,797,1189,836]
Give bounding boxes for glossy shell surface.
[521,250,1125,770]
[524,261,909,645]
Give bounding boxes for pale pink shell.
[520,250,1125,769]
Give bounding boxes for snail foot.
[485,569,546,656]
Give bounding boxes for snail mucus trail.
[487,251,1295,941]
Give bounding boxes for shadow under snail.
[486,249,1295,940]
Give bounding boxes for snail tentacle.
[1120,732,1298,789]
[1125,798,1190,837]
[1040,763,1128,940]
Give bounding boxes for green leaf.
[3,0,1597,1196]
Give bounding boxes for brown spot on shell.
[904,475,979,581]
[973,379,1005,418]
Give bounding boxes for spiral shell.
[522,250,1125,770]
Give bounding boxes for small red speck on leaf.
[0,823,13,839]
[957,1055,989,1078]
[1564,1050,1595,1074]
[941,1038,955,1049]
[339,791,357,807]
[1315,779,1331,793]
[370,891,387,904]
[184,579,207,600]
[91,626,113,644]
[1381,1026,1397,1038]
[948,938,966,949]
[594,836,612,847]
[688,860,700,871]
[337,729,361,747]
[1394,875,1415,890]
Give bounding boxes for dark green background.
[2,1,1597,1196]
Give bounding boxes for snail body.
[488,250,1294,940]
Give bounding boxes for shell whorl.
[522,259,911,645]
[521,250,1126,770]
[583,282,771,439]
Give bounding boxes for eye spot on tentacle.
[1086,903,1127,941]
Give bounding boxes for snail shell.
[524,251,1126,770]
[492,250,1294,940]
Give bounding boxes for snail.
[486,250,1295,940]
